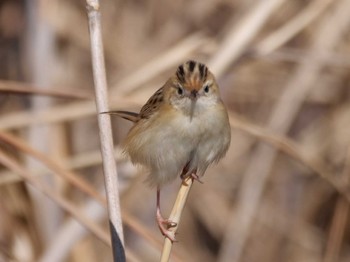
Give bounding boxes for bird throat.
[189,99,197,121]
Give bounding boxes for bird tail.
[101,110,139,122]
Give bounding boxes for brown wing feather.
[102,86,165,122]
[139,86,164,119]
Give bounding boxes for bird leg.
[180,162,203,184]
[156,187,177,242]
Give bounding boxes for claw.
[156,188,178,242]
[156,214,177,242]
[181,172,203,185]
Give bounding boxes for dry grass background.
[1,0,350,261]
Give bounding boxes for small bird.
[107,60,231,241]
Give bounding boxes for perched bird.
[106,60,231,241]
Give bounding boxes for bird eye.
[204,85,210,93]
[177,86,183,95]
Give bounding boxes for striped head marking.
[169,60,220,118]
[176,60,209,91]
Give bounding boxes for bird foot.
[181,172,203,185]
[156,214,177,242]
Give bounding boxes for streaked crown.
[176,60,209,91]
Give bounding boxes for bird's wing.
[139,86,164,119]
[102,86,165,122]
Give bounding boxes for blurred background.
[1,0,350,261]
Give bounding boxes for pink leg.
[156,188,177,242]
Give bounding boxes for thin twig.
[218,1,350,261]
[0,132,192,260]
[0,97,138,130]
[0,80,93,99]
[0,131,105,204]
[86,1,125,261]
[0,145,125,186]
[229,114,350,202]
[160,177,193,262]
[253,0,334,56]
[3,110,349,205]
[0,148,110,245]
[323,196,349,262]
[38,200,107,262]
[111,33,207,95]
[209,0,286,76]
[323,145,350,262]
[0,33,206,131]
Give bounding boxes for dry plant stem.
[255,0,334,55]
[0,145,124,186]
[160,177,193,262]
[0,80,93,99]
[0,97,138,130]
[25,1,61,244]
[39,199,140,262]
[39,200,106,262]
[323,196,349,262]
[112,33,206,95]
[209,0,286,76]
[323,146,350,262]
[3,109,350,205]
[3,112,350,202]
[0,131,105,204]
[86,1,125,261]
[0,132,175,256]
[259,48,350,67]
[0,149,110,245]
[0,33,205,131]
[218,1,350,261]
[230,113,350,202]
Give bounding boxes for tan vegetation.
[1,0,350,261]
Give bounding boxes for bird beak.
[189,90,198,121]
[190,90,198,101]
